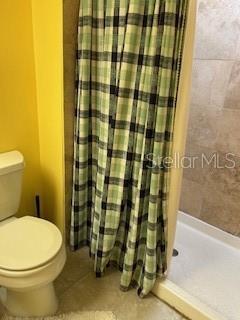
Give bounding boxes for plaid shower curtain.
[71,0,188,296]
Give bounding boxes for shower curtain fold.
[71,0,188,296]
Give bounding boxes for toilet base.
[0,282,58,317]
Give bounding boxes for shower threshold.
[152,211,240,320]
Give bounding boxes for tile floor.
[0,247,186,319]
[55,248,186,320]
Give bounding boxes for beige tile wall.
[180,0,240,236]
[63,0,80,240]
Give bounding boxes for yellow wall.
[152,2,197,315]
[31,0,65,233]
[0,0,41,217]
[0,0,65,233]
[153,0,197,297]
[165,0,197,267]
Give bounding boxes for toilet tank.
[0,151,25,221]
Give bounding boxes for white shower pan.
[152,211,240,320]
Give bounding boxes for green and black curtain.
[71,0,188,296]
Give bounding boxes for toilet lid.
[0,216,62,271]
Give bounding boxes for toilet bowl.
[0,151,66,317]
[0,216,66,317]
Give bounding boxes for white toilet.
[0,151,66,317]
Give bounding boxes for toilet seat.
[0,216,62,272]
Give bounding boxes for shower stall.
[63,0,240,318]
[153,1,240,319]
[169,212,240,320]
